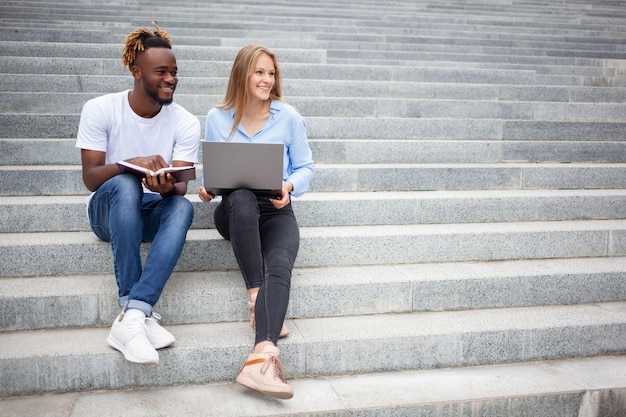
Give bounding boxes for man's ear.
[130,65,141,79]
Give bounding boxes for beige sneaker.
[248,292,290,338]
[236,345,294,399]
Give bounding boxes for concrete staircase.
[2,0,626,415]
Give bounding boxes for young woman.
[198,45,314,399]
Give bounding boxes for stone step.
[3,138,626,166]
[2,162,626,196]
[3,113,626,140]
[4,92,626,121]
[4,3,624,36]
[0,56,540,83]
[0,41,325,63]
[3,189,626,233]
[1,51,620,86]
[3,72,625,102]
[4,74,626,103]
[215,33,626,53]
[4,20,624,55]
[3,5,624,36]
[2,354,625,416]
[1,219,625,277]
[1,0,625,411]
[3,37,623,62]
[1,301,625,396]
[2,256,625,331]
[118,23,626,46]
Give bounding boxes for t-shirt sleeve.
[172,108,201,163]
[76,97,109,152]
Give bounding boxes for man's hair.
[122,22,172,69]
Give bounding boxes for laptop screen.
[202,141,284,197]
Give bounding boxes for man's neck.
[128,90,161,118]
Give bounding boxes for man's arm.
[81,149,119,192]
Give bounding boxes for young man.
[76,23,200,364]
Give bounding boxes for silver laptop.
[202,141,284,197]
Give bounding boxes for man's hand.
[126,155,169,173]
[143,171,176,194]
[125,155,175,195]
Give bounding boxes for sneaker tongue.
[124,308,146,321]
[262,345,280,356]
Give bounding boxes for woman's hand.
[270,182,293,209]
[198,186,214,202]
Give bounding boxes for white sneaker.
[107,313,159,364]
[145,312,176,349]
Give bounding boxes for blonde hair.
[218,45,284,140]
[122,22,172,69]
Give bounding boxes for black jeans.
[214,189,300,345]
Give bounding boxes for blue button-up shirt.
[204,100,315,197]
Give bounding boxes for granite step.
[2,256,626,332]
[2,355,625,416]
[3,37,623,61]
[3,189,626,233]
[1,219,625,277]
[4,114,626,140]
[5,74,626,103]
[3,138,626,166]
[4,92,626,121]
[0,56,540,84]
[2,162,626,196]
[1,0,625,413]
[1,301,626,396]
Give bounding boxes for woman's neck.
[242,99,270,119]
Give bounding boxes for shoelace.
[143,312,164,339]
[124,316,151,337]
[146,311,162,323]
[260,355,287,383]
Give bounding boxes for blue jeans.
[214,189,300,345]
[88,174,194,316]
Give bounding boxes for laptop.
[202,141,284,197]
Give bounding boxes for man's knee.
[105,174,143,200]
[166,195,194,225]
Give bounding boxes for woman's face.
[247,53,275,102]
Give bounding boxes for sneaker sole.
[107,335,159,365]
[236,374,294,400]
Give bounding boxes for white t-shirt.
[76,90,201,194]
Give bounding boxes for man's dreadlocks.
[122,22,172,69]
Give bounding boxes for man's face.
[135,47,178,105]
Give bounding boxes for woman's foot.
[248,292,290,338]
[236,345,293,399]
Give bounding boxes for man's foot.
[145,312,176,349]
[236,345,294,399]
[107,311,159,364]
[248,292,290,338]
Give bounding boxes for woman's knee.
[229,189,257,204]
